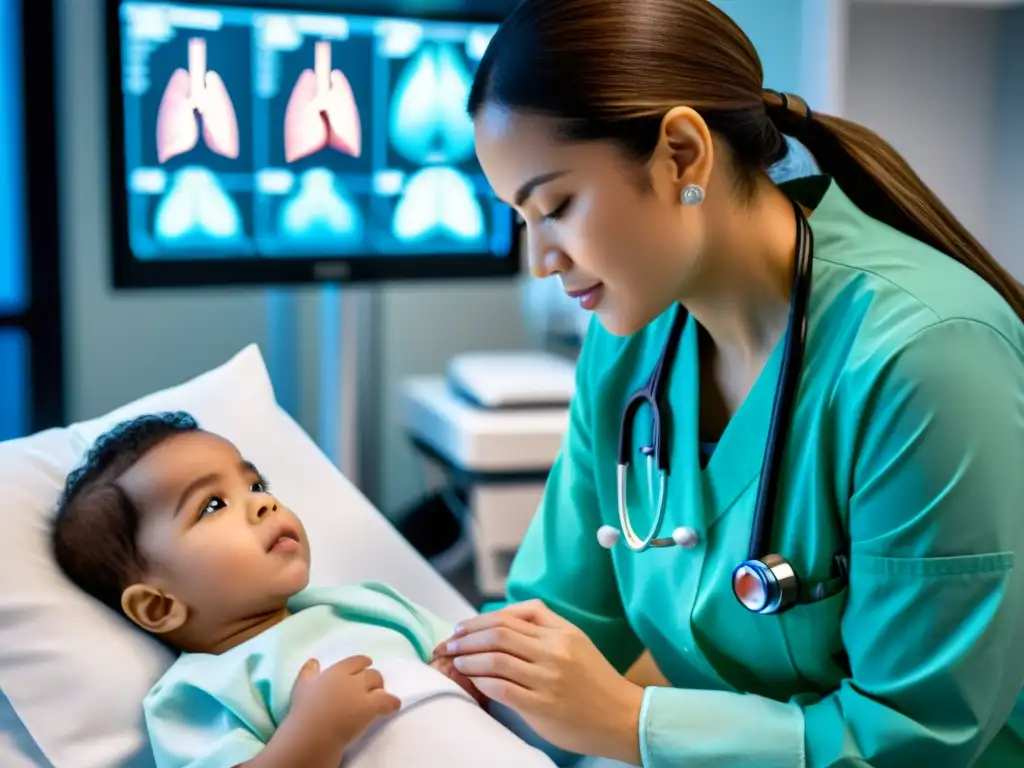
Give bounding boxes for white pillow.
[0,345,473,768]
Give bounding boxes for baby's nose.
[254,502,277,520]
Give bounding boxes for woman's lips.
[565,283,604,311]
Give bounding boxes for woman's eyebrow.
[514,170,569,207]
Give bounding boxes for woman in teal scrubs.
[432,1,1024,765]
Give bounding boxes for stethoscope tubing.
[746,199,814,560]
[609,196,819,612]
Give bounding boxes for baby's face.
[118,431,310,645]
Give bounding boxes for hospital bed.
[0,346,627,768]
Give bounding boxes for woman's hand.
[433,600,644,765]
[428,655,489,707]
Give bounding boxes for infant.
[51,412,555,768]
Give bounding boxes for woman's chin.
[595,307,653,338]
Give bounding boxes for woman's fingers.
[435,615,542,659]
[498,600,569,628]
[470,677,536,710]
[448,600,560,640]
[453,651,549,689]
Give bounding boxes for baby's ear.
[121,583,188,634]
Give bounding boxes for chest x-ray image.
[115,2,512,262]
[386,40,486,248]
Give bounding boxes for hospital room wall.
[842,2,1023,277]
[993,7,1024,271]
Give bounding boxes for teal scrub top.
[507,176,1024,767]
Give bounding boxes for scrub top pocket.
[783,552,1016,702]
[775,552,1017,701]
[778,586,850,695]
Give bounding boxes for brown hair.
[468,0,1024,321]
[52,411,200,615]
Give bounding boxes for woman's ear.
[121,583,188,634]
[654,106,715,192]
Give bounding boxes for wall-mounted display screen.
[108,1,518,286]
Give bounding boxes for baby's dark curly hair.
[52,411,200,613]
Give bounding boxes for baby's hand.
[290,656,401,747]
[429,653,488,708]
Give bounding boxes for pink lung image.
[156,37,240,164]
[284,40,362,163]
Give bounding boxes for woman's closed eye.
[543,196,573,222]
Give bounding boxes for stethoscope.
[597,197,848,615]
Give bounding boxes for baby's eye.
[200,496,226,518]
[250,476,271,494]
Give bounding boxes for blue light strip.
[0,0,27,316]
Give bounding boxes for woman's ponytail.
[764,91,1024,323]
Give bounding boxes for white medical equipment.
[447,351,577,409]
[403,351,574,597]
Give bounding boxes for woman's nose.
[528,243,569,279]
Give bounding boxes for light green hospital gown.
[143,582,458,768]
[507,176,1024,766]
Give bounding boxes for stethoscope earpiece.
[731,555,800,615]
[596,524,700,551]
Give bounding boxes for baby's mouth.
[267,525,301,553]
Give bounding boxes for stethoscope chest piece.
[731,554,800,615]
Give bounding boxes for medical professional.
[432,1,1024,766]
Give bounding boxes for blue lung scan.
[279,168,363,247]
[119,3,512,263]
[155,166,243,245]
[393,166,484,244]
[389,42,475,166]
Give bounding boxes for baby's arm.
[144,663,354,768]
[236,712,347,768]
[145,675,268,768]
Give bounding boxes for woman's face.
[474,104,710,336]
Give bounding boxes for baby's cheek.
[184,543,264,594]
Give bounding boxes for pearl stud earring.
[680,184,705,206]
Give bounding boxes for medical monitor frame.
[105,0,520,289]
